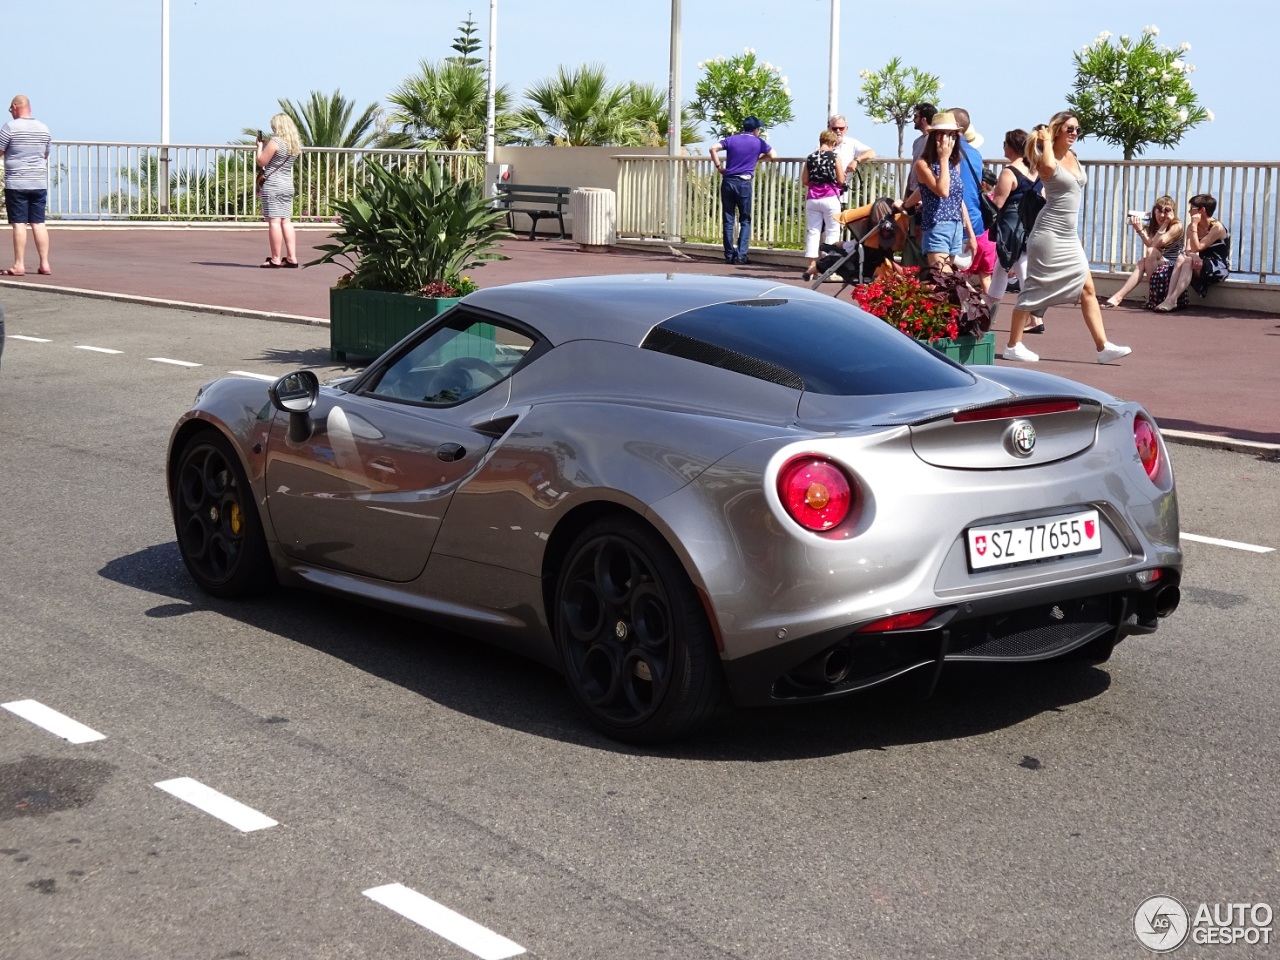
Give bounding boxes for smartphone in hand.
[257,130,265,144]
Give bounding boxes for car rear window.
[642,297,975,395]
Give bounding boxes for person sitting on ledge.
[1105,195,1183,308]
[1154,193,1230,312]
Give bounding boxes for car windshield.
[644,297,974,396]
[366,315,535,406]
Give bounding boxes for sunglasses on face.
[1063,125,1080,133]
[1156,206,1173,213]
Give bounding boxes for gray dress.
[1015,160,1089,313]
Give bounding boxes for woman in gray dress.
[255,113,300,268]
[1001,111,1131,364]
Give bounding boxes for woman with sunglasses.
[1002,111,1131,364]
[1104,196,1183,308]
[1154,194,1231,312]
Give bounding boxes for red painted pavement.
[2,226,1276,445]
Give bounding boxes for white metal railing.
[616,155,1280,282]
[39,142,484,223]
[23,142,1280,282]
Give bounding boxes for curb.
[1159,429,1280,457]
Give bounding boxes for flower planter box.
[926,331,996,365]
[329,288,460,362]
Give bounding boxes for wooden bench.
[494,183,571,240]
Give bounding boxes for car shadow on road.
[101,543,1115,761]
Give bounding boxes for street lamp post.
[160,0,171,213]
[667,0,681,242]
[485,0,497,166]
[827,0,840,120]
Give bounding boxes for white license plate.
[966,510,1102,570]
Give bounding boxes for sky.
[12,0,1266,163]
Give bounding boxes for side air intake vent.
[642,327,804,390]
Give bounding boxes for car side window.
[365,315,536,406]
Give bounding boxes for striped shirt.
[0,117,52,190]
[261,136,295,193]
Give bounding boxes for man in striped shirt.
[0,95,52,276]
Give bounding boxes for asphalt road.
[2,289,1278,959]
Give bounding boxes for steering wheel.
[424,356,504,402]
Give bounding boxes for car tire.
[554,517,725,744]
[172,430,274,599]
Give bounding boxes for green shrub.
[308,158,508,294]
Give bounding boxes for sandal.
[283,259,299,268]
[1,268,25,276]
[260,258,282,268]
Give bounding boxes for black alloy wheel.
[172,432,273,598]
[555,517,723,743]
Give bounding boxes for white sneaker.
[1097,343,1132,364]
[1002,342,1040,362]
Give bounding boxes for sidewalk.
[2,226,1277,448]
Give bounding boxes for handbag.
[1018,190,1046,235]
[963,150,998,232]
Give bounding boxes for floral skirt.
[1146,261,1188,311]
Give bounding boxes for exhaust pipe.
[1154,585,1181,618]
[790,647,852,687]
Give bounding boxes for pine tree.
[449,14,483,67]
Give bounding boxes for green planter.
[330,288,460,362]
[926,331,996,365]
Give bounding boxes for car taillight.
[777,456,855,531]
[1134,416,1161,480]
[856,608,939,632]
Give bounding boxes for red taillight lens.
[1134,417,1161,480]
[856,608,940,632]
[777,456,854,531]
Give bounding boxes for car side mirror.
[268,370,319,443]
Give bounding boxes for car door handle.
[436,442,466,462]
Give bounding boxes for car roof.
[462,273,833,346]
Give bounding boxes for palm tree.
[239,89,380,148]
[515,64,641,146]
[381,59,516,151]
[623,82,703,147]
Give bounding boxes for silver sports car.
[167,274,1182,743]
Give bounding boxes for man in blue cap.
[709,116,776,264]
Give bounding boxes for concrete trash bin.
[570,187,617,250]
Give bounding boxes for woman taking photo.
[1154,193,1230,311]
[903,111,976,270]
[1001,111,1131,364]
[256,113,301,268]
[1104,196,1183,308]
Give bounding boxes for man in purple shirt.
[709,116,776,264]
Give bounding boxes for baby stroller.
[810,197,917,295]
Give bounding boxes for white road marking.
[75,345,123,354]
[228,370,276,381]
[2,699,106,743]
[1180,532,1275,554]
[363,883,525,960]
[149,357,202,368]
[154,777,278,832]
[9,334,51,342]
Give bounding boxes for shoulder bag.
[963,150,999,233]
